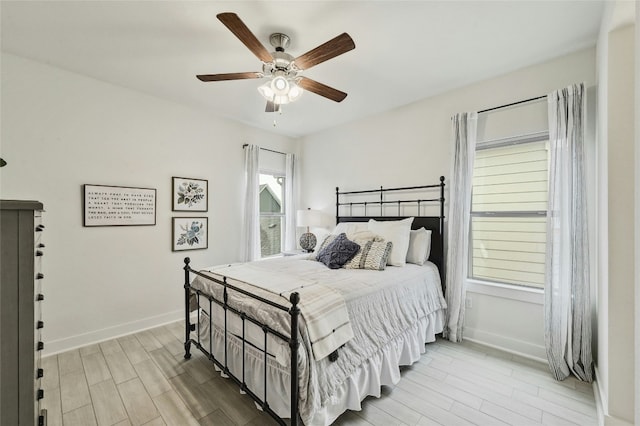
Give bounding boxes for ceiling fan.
[197,13,355,112]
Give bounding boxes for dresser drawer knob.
[36,273,45,280]
[37,294,45,301]
[37,368,44,378]
[38,243,45,248]
[37,341,44,351]
[36,224,45,232]
[37,389,44,400]
[36,250,44,257]
[37,321,44,329]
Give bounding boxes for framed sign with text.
[83,184,157,226]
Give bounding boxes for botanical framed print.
[172,177,208,212]
[172,217,208,251]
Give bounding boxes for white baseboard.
[604,415,634,426]
[44,309,184,356]
[463,326,547,362]
[593,366,634,426]
[594,366,607,426]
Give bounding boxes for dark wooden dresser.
[1,200,46,426]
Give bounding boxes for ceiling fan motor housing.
[269,33,291,51]
[263,50,298,79]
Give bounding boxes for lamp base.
[299,232,317,253]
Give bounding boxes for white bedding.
[202,260,354,361]
[189,255,446,425]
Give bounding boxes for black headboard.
[336,177,446,283]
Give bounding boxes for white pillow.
[332,222,369,239]
[406,228,432,265]
[349,229,383,243]
[312,228,331,249]
[367,217,414,266]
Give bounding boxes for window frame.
[469,131,549,290]
[259,170,286,258]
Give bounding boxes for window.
[470,135,549,289]
[259,172,285,257]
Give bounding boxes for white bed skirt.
[195,308,444,425]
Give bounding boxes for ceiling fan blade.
[197,72,262,82]
[294,33,355,70]
[298,77,347,102]
[265,101,281,113]
[217,13,272,63]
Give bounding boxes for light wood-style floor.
[41,321,598,426]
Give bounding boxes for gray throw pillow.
[344,240,393,270]
[316,233,360,269]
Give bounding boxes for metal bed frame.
[182,264,300,425]
[182,177,446,425]
[336,176,446,283]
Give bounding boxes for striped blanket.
[202,261,354,362]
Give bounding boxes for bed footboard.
[182,257,300,426]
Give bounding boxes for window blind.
[470,140,548,288]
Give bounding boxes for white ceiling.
[1,1,604,138]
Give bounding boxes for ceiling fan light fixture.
[257,81,275,100]
[273,94,291,105]
[287,82,303,102]
[258,76,303,105]
[271,76,289,95]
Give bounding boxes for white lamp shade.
[288,82,303,102]
[271,76,289,95]
[257,82,275,100]
[296,209,323,228]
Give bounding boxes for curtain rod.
[242,143,287,156]
[478,95,547,114]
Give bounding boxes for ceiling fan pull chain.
[272,104,285,127]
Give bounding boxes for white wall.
[636,5,640,424]
[595,0,612,412]
[299,48,596,361]
[0,53,297,354]
[606,25,635,424]
[595,1,637,423]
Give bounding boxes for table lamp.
[296,208,323,252]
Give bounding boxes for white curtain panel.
[242,144,261,262]
[545,83,592,382]
[444,112,477,342]
[284,153,297,251]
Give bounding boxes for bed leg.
[184,257,192,360]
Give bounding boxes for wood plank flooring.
[41,321,598,425]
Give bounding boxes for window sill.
[282,249,307,256]
[258,254,283,260]
[466,279,544,305]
